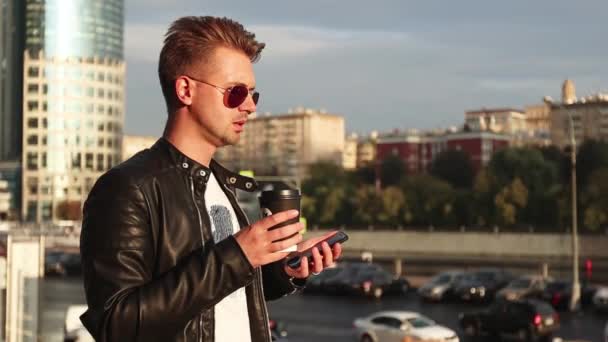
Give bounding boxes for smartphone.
[286,231,349,269]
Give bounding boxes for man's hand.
[234,210,304,268]
[284,231,343,279]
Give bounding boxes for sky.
[123,0,608,136]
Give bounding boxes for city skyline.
[123,0,608,136]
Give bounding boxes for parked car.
[303,265,345,294]
[45,251,65,276]
[541,280,597,310]
[64,305,93,342]
[453,268,513,303]
[418,270,466,302]
[496,275,553,302]
[353,311,459,342]
[459,299,559,342]
[269,318,288,339]
[326,262,409,298]
[593,286,608,312]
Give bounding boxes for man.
[80,16,341,342]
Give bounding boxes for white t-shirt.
[204,173,252,342]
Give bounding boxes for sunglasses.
[184,75,259,108]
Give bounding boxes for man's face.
[187,46,257,147]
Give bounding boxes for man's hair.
[158,16,265,112]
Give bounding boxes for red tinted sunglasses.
[185,75,259,108]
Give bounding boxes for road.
[41,277,606,342]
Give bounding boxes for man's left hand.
[283,231,342,279]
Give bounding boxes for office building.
[21,0,125,221]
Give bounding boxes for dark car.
[45,251,66,276]
[324,262,409,298]
[453,268,513,303]
[541,280,597,310]
[459,299,559,342]
[417,270,467,302]
[303,266,345,294]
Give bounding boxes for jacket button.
[182,162,189,169]
[228,177,236,184]
[245,182,252,189]
[199,170,206,177]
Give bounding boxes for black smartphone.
[286,231,349,269]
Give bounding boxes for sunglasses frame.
[183,75,259,108]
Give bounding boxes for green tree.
[401,175,455,226]
[378,186,406,225]
[577,140,608,187]
[494,178,529,226]
[353,185,383,225]
[380,155,405,187]
[430,149,475,188]
[582,167,608,231]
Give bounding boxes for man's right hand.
[234,210,304,268]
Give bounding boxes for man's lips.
[233,119,246,132]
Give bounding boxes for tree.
[577,140,608,188]
[378,186,406,225]
[353,185,383,225]
[494,178,528,226]
[582,167,608,231]
[380,155,405,187]
[401,175,455,226]
[430,149,475,188]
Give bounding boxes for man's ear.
[175,76,193,106]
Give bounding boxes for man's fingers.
[269,232,303,252]
[267,222,304,242]
[255,210,299,230]
[310,247,323,274]
[320,241,334,267]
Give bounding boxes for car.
[303,265,345,294]
[326,262,409,298]
[496,275,553,302]
[541,280,597,310]
[353,311,459,342]
[453,268,513,303]
[45,250,65,276]
[269,318,288,339]
[593,286,608,312]
[418,270,466,302]
[459,299,559,342]
[64,305,93,342]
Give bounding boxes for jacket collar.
[154,137,259,192]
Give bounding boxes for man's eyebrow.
[226,81,256,90]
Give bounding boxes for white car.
[64,305,94,342]
[353,311,459,342]
[593,286,608,312]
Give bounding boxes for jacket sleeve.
[261,260,306,301]
[79,169,255,341]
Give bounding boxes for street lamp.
[567,113,581,311]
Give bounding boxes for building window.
[42,84,48,94]
[26,152,38,170]
[98,138,105,147]
[27,135,38,145]
[97,154,104,171]
[27,101,39,111]
[85,153,94,170]
[72,153,82,169]
[27,84,39,94]
[41,152,47,167]
[28,66,39,77]
[27,118,38,128]
[26,201,38,222]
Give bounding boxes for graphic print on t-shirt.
[210,205,233,243]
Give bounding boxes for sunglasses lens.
[226,86,249,108]
[252,92,259,105]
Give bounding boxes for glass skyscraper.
[21,0,125,222]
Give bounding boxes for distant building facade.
[215,108,345,178]
[20,0,125,222]
[376,130,510,174]
[122,135,158,162]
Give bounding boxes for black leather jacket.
[80,138,299,342]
